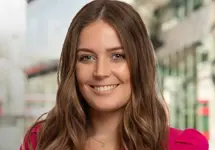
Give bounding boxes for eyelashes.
[77,53,126,62]
[78,55,95,62]
[112,53,125,60]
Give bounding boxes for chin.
[90,103,125,113]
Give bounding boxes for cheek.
[75,65,86,86]
[112,63,130,83]
[75,64,92,83]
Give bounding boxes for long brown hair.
[27,0,169,150]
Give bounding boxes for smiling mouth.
[90,84,119,92]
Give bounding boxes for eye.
[78,55,95,62]
[112,53,125,61]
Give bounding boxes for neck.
[88,108,124,145]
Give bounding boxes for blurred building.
[144,0,215,148]
[0,0,87,149]
[22,0,88,132]
[0,0,27,149]
[24,60,58,132]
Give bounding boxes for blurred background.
[0,0,215,149]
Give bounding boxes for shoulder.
[169,127,209,150]
[20,123,41,150]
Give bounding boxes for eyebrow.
[77,46,124,53]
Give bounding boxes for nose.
[93,58,111,79]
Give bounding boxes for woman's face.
[76,20,131,112]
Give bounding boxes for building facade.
[151,0,215,148]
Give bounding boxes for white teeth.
[93,85,118,92]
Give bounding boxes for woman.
[21,0,209,150]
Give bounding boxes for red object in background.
[197,99,208,104]
[202,131,209,140]
[197,99,209,116]
[198,106,209,116]
[24,65,45,75]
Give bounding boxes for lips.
[90,84,119,92]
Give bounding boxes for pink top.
[168,128,209,150]
[20,126,209,150]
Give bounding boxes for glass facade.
[158,36,215,140]
[153,1,214,139]
[159,44,198,129]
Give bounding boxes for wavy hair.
[27,0,169,150]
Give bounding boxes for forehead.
[78,20,122,50]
